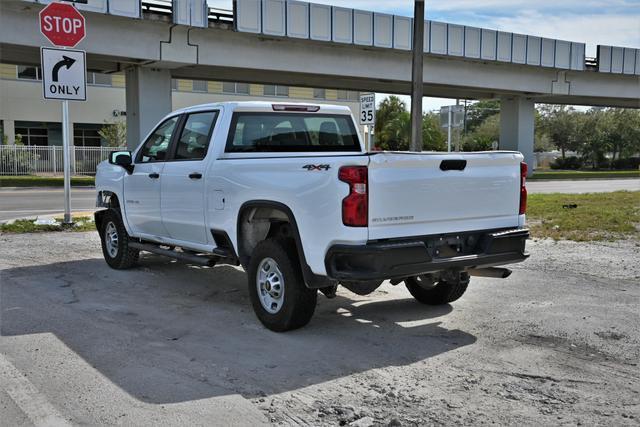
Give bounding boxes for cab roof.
[174,101,353,115]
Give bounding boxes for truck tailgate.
[367,152,523,240]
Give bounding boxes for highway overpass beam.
[125,67,172,150]
[499,97,535,175]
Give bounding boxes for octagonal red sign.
[39,2,86,48]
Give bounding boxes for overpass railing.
[234,0,587,71]
[597,45,640,75]
[0,145,126,176]
[21,0,233,26]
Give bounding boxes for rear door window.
[226,113,360,152]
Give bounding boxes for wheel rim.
[104,221,119,258]
[256,257,285,314]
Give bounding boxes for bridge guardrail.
[597,45,640,75]
[21,0,233,24]
[234,0,587,71]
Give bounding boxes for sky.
[208,0,640,111]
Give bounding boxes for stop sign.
[39,2,86,48]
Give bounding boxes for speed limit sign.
[359,93,375,125]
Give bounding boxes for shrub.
[611,157,640,170]
[550,156,582,170]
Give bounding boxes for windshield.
[226,113,361,152]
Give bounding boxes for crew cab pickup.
[95,101,529,331]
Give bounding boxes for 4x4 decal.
[302,164,331,171]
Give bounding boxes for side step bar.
[128,241,218,266]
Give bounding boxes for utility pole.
[409,0,425,152]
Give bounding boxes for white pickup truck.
[95,101,529,331]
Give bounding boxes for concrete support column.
[125,67,172,150]
[499,97,535,175]
[3,119,16,145]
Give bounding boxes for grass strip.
[527,191,640,241]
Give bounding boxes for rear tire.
[99,209,139,269]
[405,273,469,305]
[248,238,317,332]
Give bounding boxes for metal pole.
[447,106,452,152]
[370,129,375,151]
[365,125,369,151]
[409,0,425,152]
[62,100,72,224]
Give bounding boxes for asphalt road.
[0,188,96,221]
[0,178,638,221]
[1,233,638,425]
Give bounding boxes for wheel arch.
[236,200,334,289]
[95,190,122,232]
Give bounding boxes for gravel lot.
[1,232,639,426]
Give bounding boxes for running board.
[128,242,218,266]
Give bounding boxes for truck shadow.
[1,254,477,404]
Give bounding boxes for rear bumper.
[325,228,529,281]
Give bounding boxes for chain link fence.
[0,145,125,176]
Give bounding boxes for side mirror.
[109,151,133,173]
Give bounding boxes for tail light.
[339,166,368,227]
[519,162,528,215]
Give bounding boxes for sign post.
[39,2,87,224]
[359,93,375,151]
[440,105,464,152]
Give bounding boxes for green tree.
[98,121,127,147]
[375,108,446,151]
[377,110,410,150]
[538,105,580,158]
[374,96,407,136]
[462,114,500,151]
[606,108,640,161]
[422,112,447,151]
[575,110,608,169]
[465,99,500,132]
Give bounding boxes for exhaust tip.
[468,267,512,279]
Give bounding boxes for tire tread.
[100,209,139,269]
[405,274,469,305]
[248,238,317,332]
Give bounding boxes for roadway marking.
[0,354,72,427]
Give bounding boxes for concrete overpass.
[1,0,638,171]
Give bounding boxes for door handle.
[148,172,160,179]
[189,172,203,180]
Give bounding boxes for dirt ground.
[1,232,639,426]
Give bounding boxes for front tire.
[99,209,139,269]
[405,273,469,305]
[248,238,317,332]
